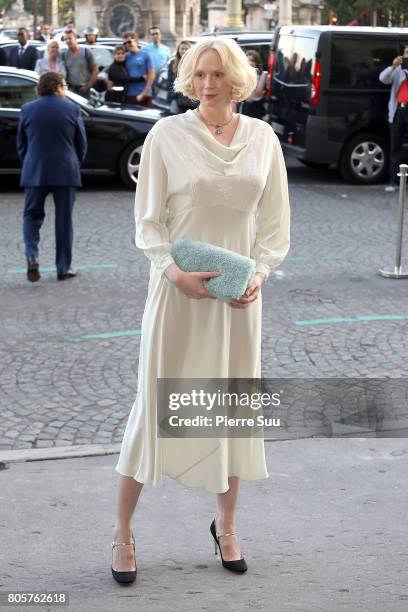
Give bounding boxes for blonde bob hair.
[173,37,257,102]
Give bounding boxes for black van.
[268,26,408,184]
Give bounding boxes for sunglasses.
[123,40,134,45]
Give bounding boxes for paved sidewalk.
[2,176,408,451]
[1,438,408,612]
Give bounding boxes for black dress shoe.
[210,518,248,573]
[57,268,77,281]
[111,532,137,584]
[27,257,40,282]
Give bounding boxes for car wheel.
[298,159,330,169]
[339,133,388,185]
[119,141,144,189]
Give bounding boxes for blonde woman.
[111,36,290,583]
[34,40,66,76]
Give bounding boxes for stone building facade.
[75,0,201,45]
[2,0,32,29]
[208,0,321,31]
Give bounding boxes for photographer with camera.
[379,44,408,192]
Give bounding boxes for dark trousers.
[23,186,76,276]
[390,107,408,184]
[239,99,265,120]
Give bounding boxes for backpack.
[63,47,94,74]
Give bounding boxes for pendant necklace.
[197,108,235,135]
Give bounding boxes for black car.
[0,67,165,188]
[268,25,408,185]
[152,31,274,113]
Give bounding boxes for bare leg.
[215,476,243,561]
[112,475,144,571]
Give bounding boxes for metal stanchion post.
[379,163,408,279]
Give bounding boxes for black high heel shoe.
[210,518,248,573]
[111,531,137,583]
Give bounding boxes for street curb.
[0,443,121,464]
[0,435,379,466]
[0,433,387,466]
[0,440,286,465]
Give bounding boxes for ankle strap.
[217,531,236,538]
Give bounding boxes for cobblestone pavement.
[1,160,408,451]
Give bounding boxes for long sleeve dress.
[115,108,290,494]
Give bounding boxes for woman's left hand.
[229,272,266,309]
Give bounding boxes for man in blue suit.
[17,71,87,281]
[9,28,39,71]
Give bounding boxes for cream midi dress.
[115,108,290,493]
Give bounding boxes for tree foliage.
[0,0,14,12]
[321,0,407,26]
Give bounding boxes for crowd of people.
[0,23,268,115]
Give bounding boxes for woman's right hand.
[164,263,220,299]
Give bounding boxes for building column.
[226,0,244,29]
[157,0,177,39]
[279,0,292,25]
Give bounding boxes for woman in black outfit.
[238,50,267,120]
[106,45,146,104]
[167,40,198,113]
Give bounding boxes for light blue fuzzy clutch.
[170,238,256,302]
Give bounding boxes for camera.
[402,57,408,69]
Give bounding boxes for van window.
[275,34,317,85]
[330,38,399,89]
[239,43,270,71]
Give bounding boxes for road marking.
[7,263,118,274]
[67,329,141,342]
[295,314,408,326]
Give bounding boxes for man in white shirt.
[145,25,171,73]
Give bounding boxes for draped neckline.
[183,108,248,163]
